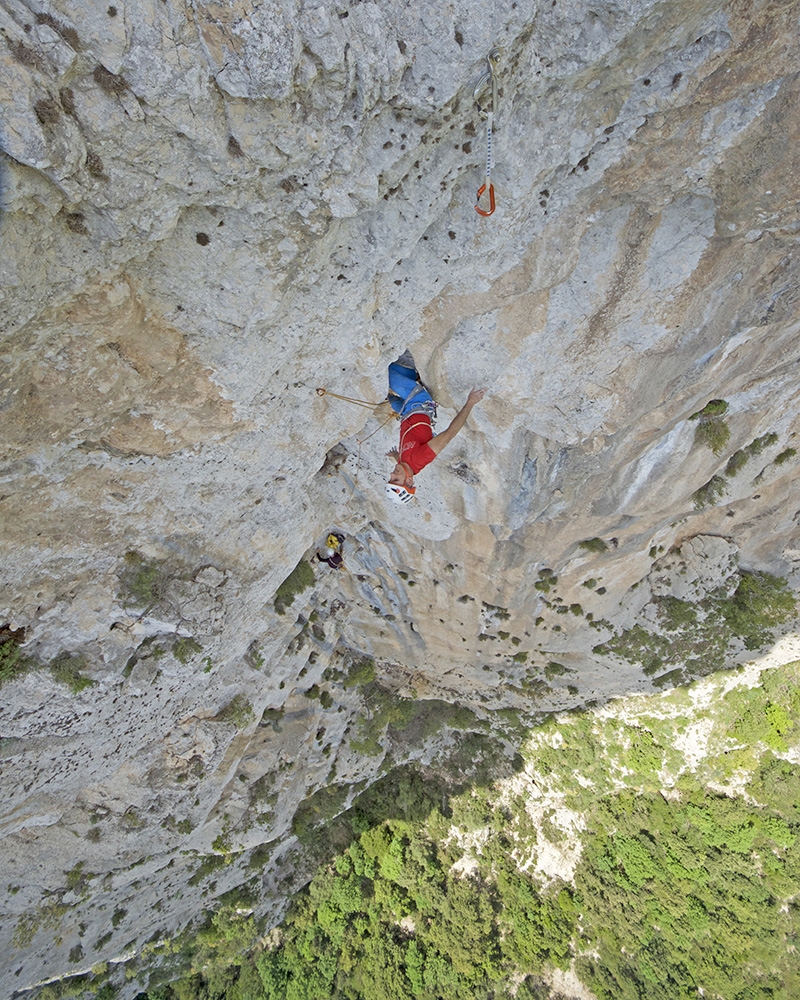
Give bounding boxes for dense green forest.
[122,655,800,1000]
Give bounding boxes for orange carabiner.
[475,182,495,217]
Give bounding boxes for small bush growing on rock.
[122,808,144,831]
[725,449,748,476]
[726,432,779,476]
[260,707,284,730]
[217,694,255,729]
[483,601,511,620]
[692,475,727,508]
[173,637,202,664]
[94,931,112,951]
[247,842,275,871]
[64,211,89,235]
[51,652,93,692]
[747,431,778,455]
[188,853,227,885]
[34,97,61,124]
[690,400,731,454]
[274,560,314,614]
[694,416,730,454]
[534,568,558,593]
[35,11,80,49]
[579,538,608,554]
[690,399,729,418]
[774,447,796,466]
[715,571,797,650]
[121,551,170,610]
[86,150,106,178]
[65,862,92,894]
[0,637,32,688]
[93,64,127,95]
[9,39,46,72]
[343,656,376,689]
[244,640,265,670]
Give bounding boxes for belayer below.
[385,349,486,504]
[316,532,345,569]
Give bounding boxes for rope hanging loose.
[357,407,398,443]
[474,49,500,218]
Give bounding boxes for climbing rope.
[316,386,398,502]
[474,49,500,217]
[344,407,398,499]
[316,387,389,410]
[357,407,398,442]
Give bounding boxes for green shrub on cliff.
[716,571,797,650]
[121,551,171,610]
[50,652,93,693]
[1,642,93,692]
[216,694,254,729]
[692,474,727,508]
[0,638,32,688]
[274,560,315,614]
[690,400,730,455]
[593,572,795,684]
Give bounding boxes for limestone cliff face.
[1,0,799,993]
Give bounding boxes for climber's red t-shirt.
[400,413,437,474]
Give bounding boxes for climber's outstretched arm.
[428,388,486,456]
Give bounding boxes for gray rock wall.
[1,0,799,993]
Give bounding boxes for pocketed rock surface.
[1,0,799,994]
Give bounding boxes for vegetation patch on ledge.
[593,571,797,685]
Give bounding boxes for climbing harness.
[474,49,500,217]
[389,384,437,423]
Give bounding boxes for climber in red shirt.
[385,350,486,504]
